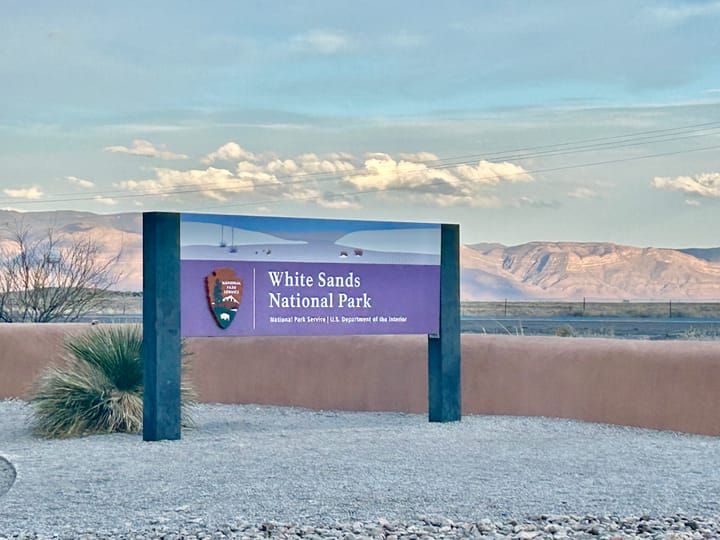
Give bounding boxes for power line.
[1,120,719,208]
[5,121,719,205]
[431,120,720,162]
[196,142,720,212]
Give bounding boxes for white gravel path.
[1,400,720,536]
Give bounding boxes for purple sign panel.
[180,213,441,336]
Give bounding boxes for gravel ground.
[2,400,720,538]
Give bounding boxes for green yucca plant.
[31,325,195,438]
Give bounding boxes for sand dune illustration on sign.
[180,216,441,265]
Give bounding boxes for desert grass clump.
[31,325,194,438]
[554,324,577,337]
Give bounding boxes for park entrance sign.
[143,212,460,441]
[180,213,441,337]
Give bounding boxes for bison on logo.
[206,268,243,329]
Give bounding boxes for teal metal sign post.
[142,212,182,441]
[142,212,461,440]
[428,224,461,422]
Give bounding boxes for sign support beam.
[428,223,461,422]
[142,212,182,441]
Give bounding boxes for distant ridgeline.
[460,242,720,301]
[2,210,719,302]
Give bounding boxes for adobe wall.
[2,324,719,435]
[0,324,88,398]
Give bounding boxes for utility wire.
[4,121,718,205]
[196,142,720,212]
[2,121,719,207]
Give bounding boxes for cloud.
[3,186,43,199]
[291,30,352,54]
[568,187,598,199]
[514,196,561,209]
[230,152,355,177]
[118,153,360,205]
[66,175,95,188]
[454,160,532,184]
[296,153,355,174]
[118,167,256,202]
[93,196,117,205]
[266,159,299,175]
[398,152,440,163]
[324,152,355,160]
[317,198,360,209]
[343,155,532,206]
[113,143,532,209]
[685,199,701,206]
[651,2,720,24]
[652,172,720,197]
[283,186,360,209]
[203,142,258,164]
[344,155,446,191]
[105,139,188,160]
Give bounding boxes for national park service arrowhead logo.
[206,268,243,329]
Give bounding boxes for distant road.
[77,314,143,324]
[462,316,720,339]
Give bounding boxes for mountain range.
[1,210,718,301]
[462,242,720,301]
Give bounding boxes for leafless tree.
[0,222,121,322]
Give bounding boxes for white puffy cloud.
[236,161,267,174]
[652,172,720,197]
[203,142,259,164]
[235,169,279,187]
[297,153,355,174]
[113,142,533,209]
[105,139,188,160]
[454,160,532,184]
[266,159,299,175]
[343,155,532,206]
[346,155,457,191]
[118,167,256,202]
[364,152,392,160]
[93,196,117,205]
[3,186,43,199]
[66,176,95,188]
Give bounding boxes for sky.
[1,0,720,248]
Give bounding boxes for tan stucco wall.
[462,335,720,436]
[0,324,87,399]
[2,325,719,435]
